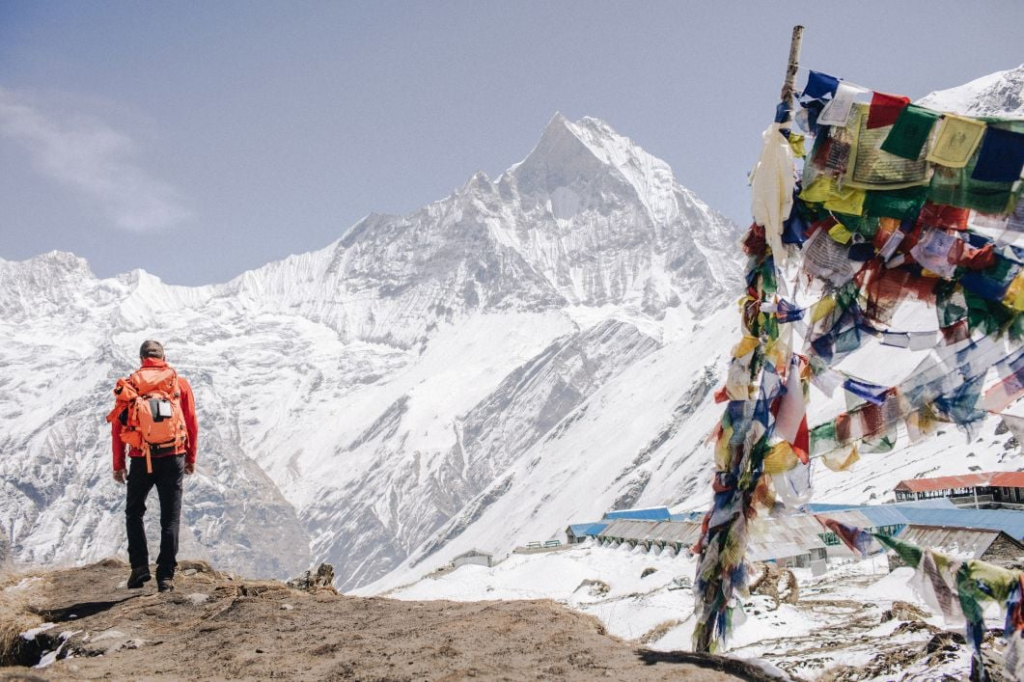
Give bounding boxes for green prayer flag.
[965,290,1013,336]
[833,213,879,238]
[935,282,968,327]
[928,120,1024,213]
[809,421,838,456]
[874,533,922,568]
[880,105,941,160]
[864,186,929,220]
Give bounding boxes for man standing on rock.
[108,340,198,593]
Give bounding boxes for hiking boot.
[157,578,175,593]
[127,566,151,589]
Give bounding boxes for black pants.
[126,454,184,580]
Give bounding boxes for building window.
[819,532,841,546]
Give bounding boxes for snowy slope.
[388,542,983,680]
[917,64,1024,117]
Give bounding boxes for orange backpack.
[106,365,189,473]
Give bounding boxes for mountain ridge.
[1,115,743,589]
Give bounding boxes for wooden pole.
[779,25,805,131]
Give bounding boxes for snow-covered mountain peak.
[917,64,1024,118]
[1,249,92,279]
[509,113,679,223]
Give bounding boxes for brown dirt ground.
[0,559,782,682]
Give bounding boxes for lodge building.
[893,472,1024,509]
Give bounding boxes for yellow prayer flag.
[763,441,799,475]
[926,115,986,169]
[810,296,836,324]
[823,185,867,216]
[800,175,866,215]
[732,335,759,358]
[788,134,806,158]
[1004,272,1024,312]
[714,431,731,471]
[799,175,835,204]
[822,445,860,472]
[828,222,854,244]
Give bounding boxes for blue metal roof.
[805,503,909,528]
[568,522,608,537]
[895,507,1024,540]
[603,507,672,521]
[671,511,705,522]
[807,501,1024,539]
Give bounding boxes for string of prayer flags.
[843,104,932,189]
[695,63,1024,656]
[868,532,1024,681]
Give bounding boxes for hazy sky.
[1,1,1022,285]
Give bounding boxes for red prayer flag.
[867,92,911,129]
[917,202,970,231]
[941,319,970,345]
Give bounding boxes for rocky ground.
[0,559,780,681]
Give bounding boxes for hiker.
[108,340,198,593]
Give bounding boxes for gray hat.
[139,340,166,360]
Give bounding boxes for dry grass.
[0,569,47,666]
[638,618,683,645]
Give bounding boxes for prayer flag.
[828,222,854,244]
[822,445,860,472]
[909,228,960,279]
[817,82,864,127]
[775,355,809,463]
[817,517,874,555]
[982,361,1024,413]
[881,104,941,160]
[865,186,929,220]
[917,201,970,230]
[927,115,987,169]
[803,71,840,101]
[971,127,1024,183]
[763,441,799,474]
[961,254,1021,301]
[842,377,890,406]
[866,92,910,129]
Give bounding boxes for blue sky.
[1,1,1022,284]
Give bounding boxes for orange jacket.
[111,358,198,470]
